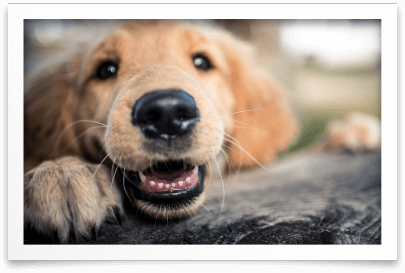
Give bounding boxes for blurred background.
[215,19,381,157]
[24,19,381,157]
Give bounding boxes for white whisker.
[91,153,110,183]
[111,161,120,189]
[183,204,193,219]
[223,133,266,170]
[111,155,118,183]
[122,167,135,208]
[51,120,107,155]
[229,118,251,127]
[109,205,120,226]
[57,120,107,140]
[221,135,243,171]
[228,119,267,135]
[227,107,270,116]
[213,157,225,212]
[219,148,232,169]
[221,142,240,155]
[63,125,107,151]
[200,203,211,213]
[71,120,108,127]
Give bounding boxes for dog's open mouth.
[119,160,206,205]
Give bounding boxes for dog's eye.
[96,61,119,80]
[193,54,213,71]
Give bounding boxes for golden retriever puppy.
[24,20,298,242]
[24,20,381,243]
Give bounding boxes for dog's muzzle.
[120,89,206,211]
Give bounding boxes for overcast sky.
[279,20,381,67]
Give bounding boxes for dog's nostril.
[132,90,199,141]
[145,108,162,123]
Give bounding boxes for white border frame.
[7,3,397,260]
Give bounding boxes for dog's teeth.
[150,181,155,186]
[192,165,198,176]
[158,183,163,188]
[172,183,176,187]
[139,171,146,182]
[165,184,170,188]
[178,181,183,186]
[185,177,191,183]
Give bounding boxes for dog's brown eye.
[193,54,213,71]
[96,61,119,80]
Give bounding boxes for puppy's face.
[29,20,297,219]
[73,21,239,218]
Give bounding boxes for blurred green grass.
[276,64,381,160]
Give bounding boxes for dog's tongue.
[142,170,198,192]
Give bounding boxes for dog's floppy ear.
[24,52,82,164]
[213,33,297,170]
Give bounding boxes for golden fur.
[24,20,310,242]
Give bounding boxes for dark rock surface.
[24,152,381,244]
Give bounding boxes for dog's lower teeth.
[134,164,200,192]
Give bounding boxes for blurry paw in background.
[314,112,381,154]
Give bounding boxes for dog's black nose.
[132,90,199,141]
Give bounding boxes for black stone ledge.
[25,152,381,245]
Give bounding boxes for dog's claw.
[91,226,98,241]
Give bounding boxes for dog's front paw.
[24,156,123,243]
[314,112,381,154]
